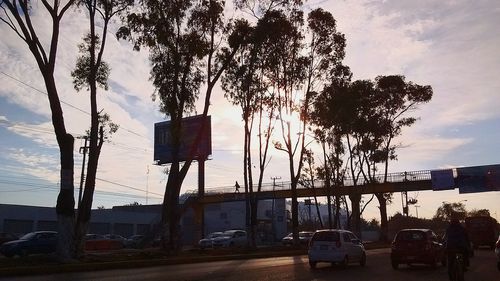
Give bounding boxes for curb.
[0,249,307,277]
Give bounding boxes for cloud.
[5,148,60,184]
[1,0,500,212]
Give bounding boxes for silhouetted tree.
[270,7,348,245]
[118,0,250,252]
[1,0,76,261]
[72,0,130,257]
[221,10,279,247]
[434,201,467,221]
[467,209,491,217]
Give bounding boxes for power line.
[95,177,163,197]
[0,70,89,115]
[1,119,152,155]
[0,173,162,197]
[0,179,162,200]
[0,70,150,140]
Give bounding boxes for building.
[0,196,288,245]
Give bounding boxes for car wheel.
[340,256,348,268]
[441,256,447,267]
[391,260,399,270]
[430,256,438,269]
[19,249,28,257]
[309,260,317,269]
[360,252,366,266]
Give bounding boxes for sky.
[1,0,499,222]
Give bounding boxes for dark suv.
[391,229,446,269]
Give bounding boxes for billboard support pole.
[198,158,206,239]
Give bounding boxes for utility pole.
[146,165,149,205]
[415,205,420,218]
[77,136,89,209]
[401,172,409,216]
[78,136,89,207]
[271,176,281,243]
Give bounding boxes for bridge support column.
[349,193,362,239]
[198,158,205,240]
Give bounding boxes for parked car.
[0,231,57,258]
[85,234,123,251]
[391,228,446,269]
[0,232,18,246]
[85,233,106,241]
[124,235,145,248]
[212,230,247,248]
[282,231,314,246]
[104,234,127,246]
[308,229,366,269]
[495,234,500,271]
[199,232,224,249]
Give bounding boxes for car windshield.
[208,233,223,238]
[312,231,340,242]
[396,231,425,241]
[19,232,36,240]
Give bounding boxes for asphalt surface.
[0,242,390,277]
[0,246,307,277]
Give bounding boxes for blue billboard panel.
[154,115,212,164]
[457,164,500,194]
[431,169,455,191]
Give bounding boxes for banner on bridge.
[431,169,455,190]
[457,164,500,194]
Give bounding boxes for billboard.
[154,115,212,164]
[457,164,500,193]
[431,169,455,191]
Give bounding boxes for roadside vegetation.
[0,0,434,260]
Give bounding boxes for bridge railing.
[187,169,434,196]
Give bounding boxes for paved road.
[2,248,498,281]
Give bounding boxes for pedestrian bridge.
[188,169,434,204]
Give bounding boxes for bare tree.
[1,0,76,261]
[118,0,251,251]
[71,0,131,257]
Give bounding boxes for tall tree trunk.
[334,195,341,228]
[321,141,332,228]
[161,161,182,252]
[55,133,75,262]
[349,193,361,238]
[75,140,101,257]
[342,196,350,229]
[313,195,323,229]
[375,193,388,242]
[47,75,75,262]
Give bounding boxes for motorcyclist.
[444,212,471,277]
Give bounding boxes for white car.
[308,229,366,269]
[212,230,247,248]
[198,232,224,249]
